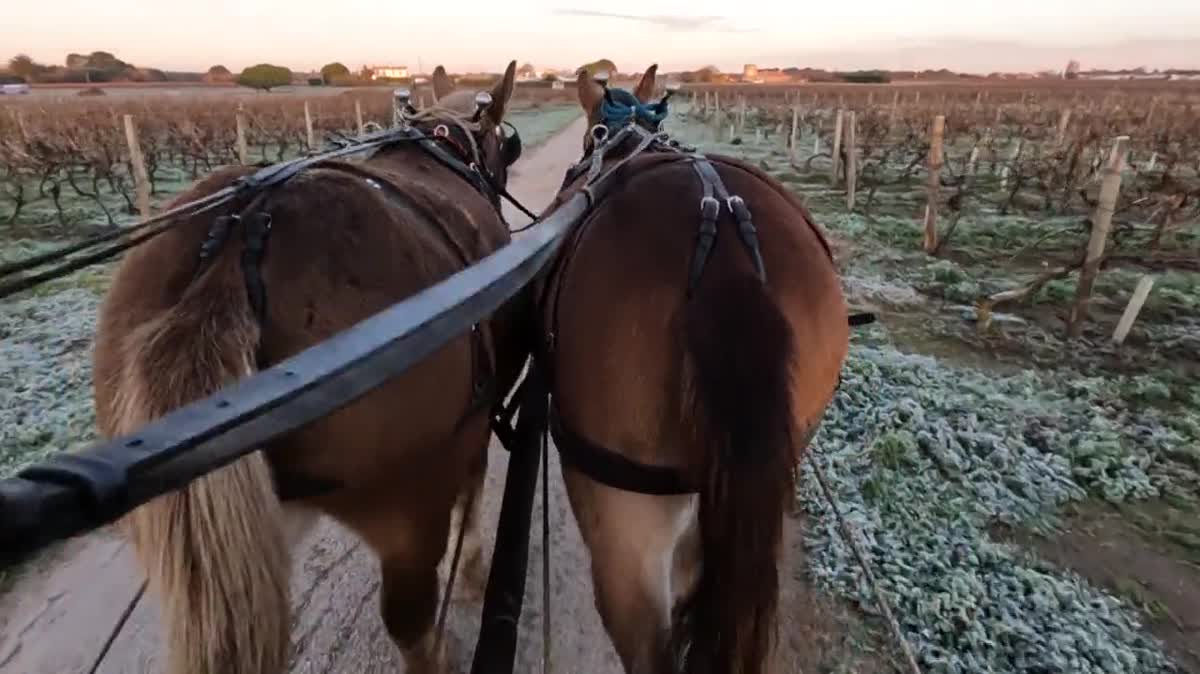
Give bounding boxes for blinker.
[500,123,522,166]
[393,88,415,123]
[472,91,493,122]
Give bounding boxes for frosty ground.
[667,104,1199,673]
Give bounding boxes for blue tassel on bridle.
[599,88,668,133]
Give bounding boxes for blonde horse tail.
[677,274,797,674]
[109,245,289,674]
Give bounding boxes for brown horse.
[91,61,531,674]
[535,67,850,673]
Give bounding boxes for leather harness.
[191,117,520,502]
[536,122,872,497]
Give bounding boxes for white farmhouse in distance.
[368,65,410,80]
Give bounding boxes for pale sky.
[4,1,1199,75]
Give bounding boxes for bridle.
[383,90,534,221]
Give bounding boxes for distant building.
[368,65,409,80]
[755,67,795,84]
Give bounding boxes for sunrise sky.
[4,1,1199,75]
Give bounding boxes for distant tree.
[129,68,168,82]
[66,53,89,68]
[83,51,133,80]
[8,54,37,79]
[518,62,538,78]
[838,70,890,84]
[237,64,293,91]
[204,64,234,83]
[680,65,720,83]
[319,62,350,84]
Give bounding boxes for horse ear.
[432,65,455,101]
[633,64,658,102]
[486,60,517,125]
[577,68,604,115]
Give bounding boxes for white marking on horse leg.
[660,495,699,625]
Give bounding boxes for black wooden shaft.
[470,365,547,674]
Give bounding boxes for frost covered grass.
[505,104,582,150]
[663,106,1200,672]
[802,330,1198,673]
[0,241,105,477]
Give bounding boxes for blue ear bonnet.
[599,87,668,132]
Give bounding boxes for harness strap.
[688,163,720,296]
[416,135,499,208]
[549,400,693,495]
[240,212,272,325]
[688,157,768,291]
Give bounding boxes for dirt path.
[0,117,890,674]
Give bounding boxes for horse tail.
[677,273,797,674]
[108,233,289,674]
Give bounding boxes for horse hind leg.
[562,467,701,674]
[380,550,447,674]
[441,445,489,601]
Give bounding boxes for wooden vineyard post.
[845,111,858,211]
[1000,139,1022,190]
[923,114,945,254]
[1068,135,1129,338]
[235,104,249,165]
[1055,109,1071,149]
[122,114,152,219]
[304,101,316,151]
[788,106,799,165]
[355,99,365,136]
[738,95,746,135]
[712,91,721,138]
[830,109,844,186]
[888,91,899,132]
[12,108,29,144]
[1112,275,1156,345]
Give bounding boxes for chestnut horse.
[91,61,531,674]
[536,67,850,673]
